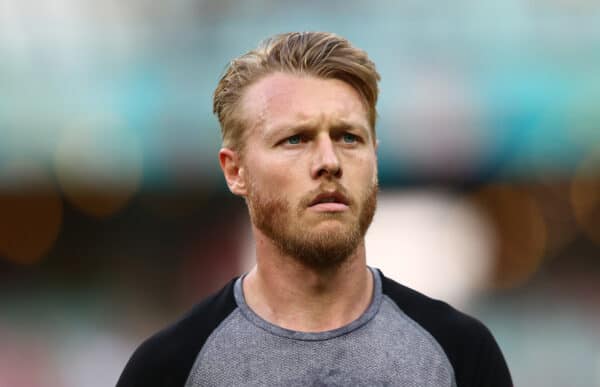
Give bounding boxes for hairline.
[225,69,377,157]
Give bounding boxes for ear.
[219,148,247,197]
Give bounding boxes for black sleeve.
[380,271,512,387]
[116,278,238,387]
[471,321,512,387]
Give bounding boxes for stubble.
[246,178,378,270]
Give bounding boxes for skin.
[219,72,379,332]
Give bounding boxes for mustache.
[300,182,353,208]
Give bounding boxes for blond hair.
[213,32,380,152]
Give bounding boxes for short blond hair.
[213,32,380,152]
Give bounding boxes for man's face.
[236,72,378,268]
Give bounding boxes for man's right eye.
[286,135,302,145]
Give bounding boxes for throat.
[241,262,374,333]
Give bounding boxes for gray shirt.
[185,269,455,386]
[117,268,512,387]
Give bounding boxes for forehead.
[239,72,369,135]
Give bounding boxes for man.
[117,32,512,387]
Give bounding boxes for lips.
[309,191,350,207]
[308,191,350,212]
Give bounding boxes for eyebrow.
[329,121,370,136]
[266,119,370,141]
[263,122,311,143]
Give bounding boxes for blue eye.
[287,135,302,145]
[343,133,357,143]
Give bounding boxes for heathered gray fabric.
[184,268,456,386]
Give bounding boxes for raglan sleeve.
[115,278,239,387]
[472,324,513,387]
[116,333,174,387]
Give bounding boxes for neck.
[243,228,373,332]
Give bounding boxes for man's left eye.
[342,133,358,143]
[286,135,302,145]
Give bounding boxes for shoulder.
[379,270,513,387]
[116,278,238,387]
[380,271,485,339]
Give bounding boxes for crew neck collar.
[233,266,382,341]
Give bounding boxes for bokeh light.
[528,180,579,259]
[53,119,143,218]
[570,150,600,245]
[0,331,61,387]
[366,190,496,307]
[469,184,547,289]
[0,159,63,264]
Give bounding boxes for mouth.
[308,191,350,212]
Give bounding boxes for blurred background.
[1,0,599,386]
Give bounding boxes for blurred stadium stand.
[1,1,599,386]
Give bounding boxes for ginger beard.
[245,175,378,269]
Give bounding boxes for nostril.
[317,165,341,178]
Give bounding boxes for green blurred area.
[1,0,600,186]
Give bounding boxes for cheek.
[247,158,303,196]
[346,152,377,178]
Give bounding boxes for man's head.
[215,32,380,269]
[213,32,380,155]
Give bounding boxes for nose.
[311,136,342,179]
